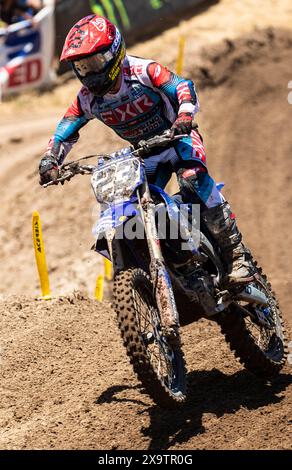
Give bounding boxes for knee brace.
[177,166,207,206]
[178,166,225,209]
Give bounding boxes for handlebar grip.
[42,180,57,188]
[42,172,73,188]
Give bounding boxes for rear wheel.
[113,268,187,407]
[218,266,288,379]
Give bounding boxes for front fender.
[93,201,139,238]
[93,200,140,260]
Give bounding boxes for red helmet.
[61,15,126,96]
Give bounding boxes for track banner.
[0,6,55,97]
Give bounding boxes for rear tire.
[217,265,288,379]
[113,268,187,407]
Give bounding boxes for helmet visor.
[73,51,114,77]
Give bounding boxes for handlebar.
[42,130,187,188]
[133,130,185,157]
[42,162,96,188]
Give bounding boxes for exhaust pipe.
[236,284,269,306]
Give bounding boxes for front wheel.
[218,265,288,379]
[113,268,187,407]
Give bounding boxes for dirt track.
[0,294,291,450]
[0,0,292,450]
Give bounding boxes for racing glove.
[170,112,193,137]
[39,153,59,185]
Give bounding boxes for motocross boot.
[202,202,257,285]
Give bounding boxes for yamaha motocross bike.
[43,131,287,407]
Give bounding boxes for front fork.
[137,183,180,339]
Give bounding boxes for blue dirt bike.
[44,131,287,407]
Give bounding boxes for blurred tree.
[89,0,130,29]
[150,0,165,9]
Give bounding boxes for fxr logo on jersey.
[100,94,155,124]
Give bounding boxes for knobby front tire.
[113,268,187,407]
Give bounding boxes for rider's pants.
[143,130,224,209]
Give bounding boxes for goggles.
[73,50,114,77]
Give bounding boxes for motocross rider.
[39,15,256,285]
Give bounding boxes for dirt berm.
[0,27,291,449]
